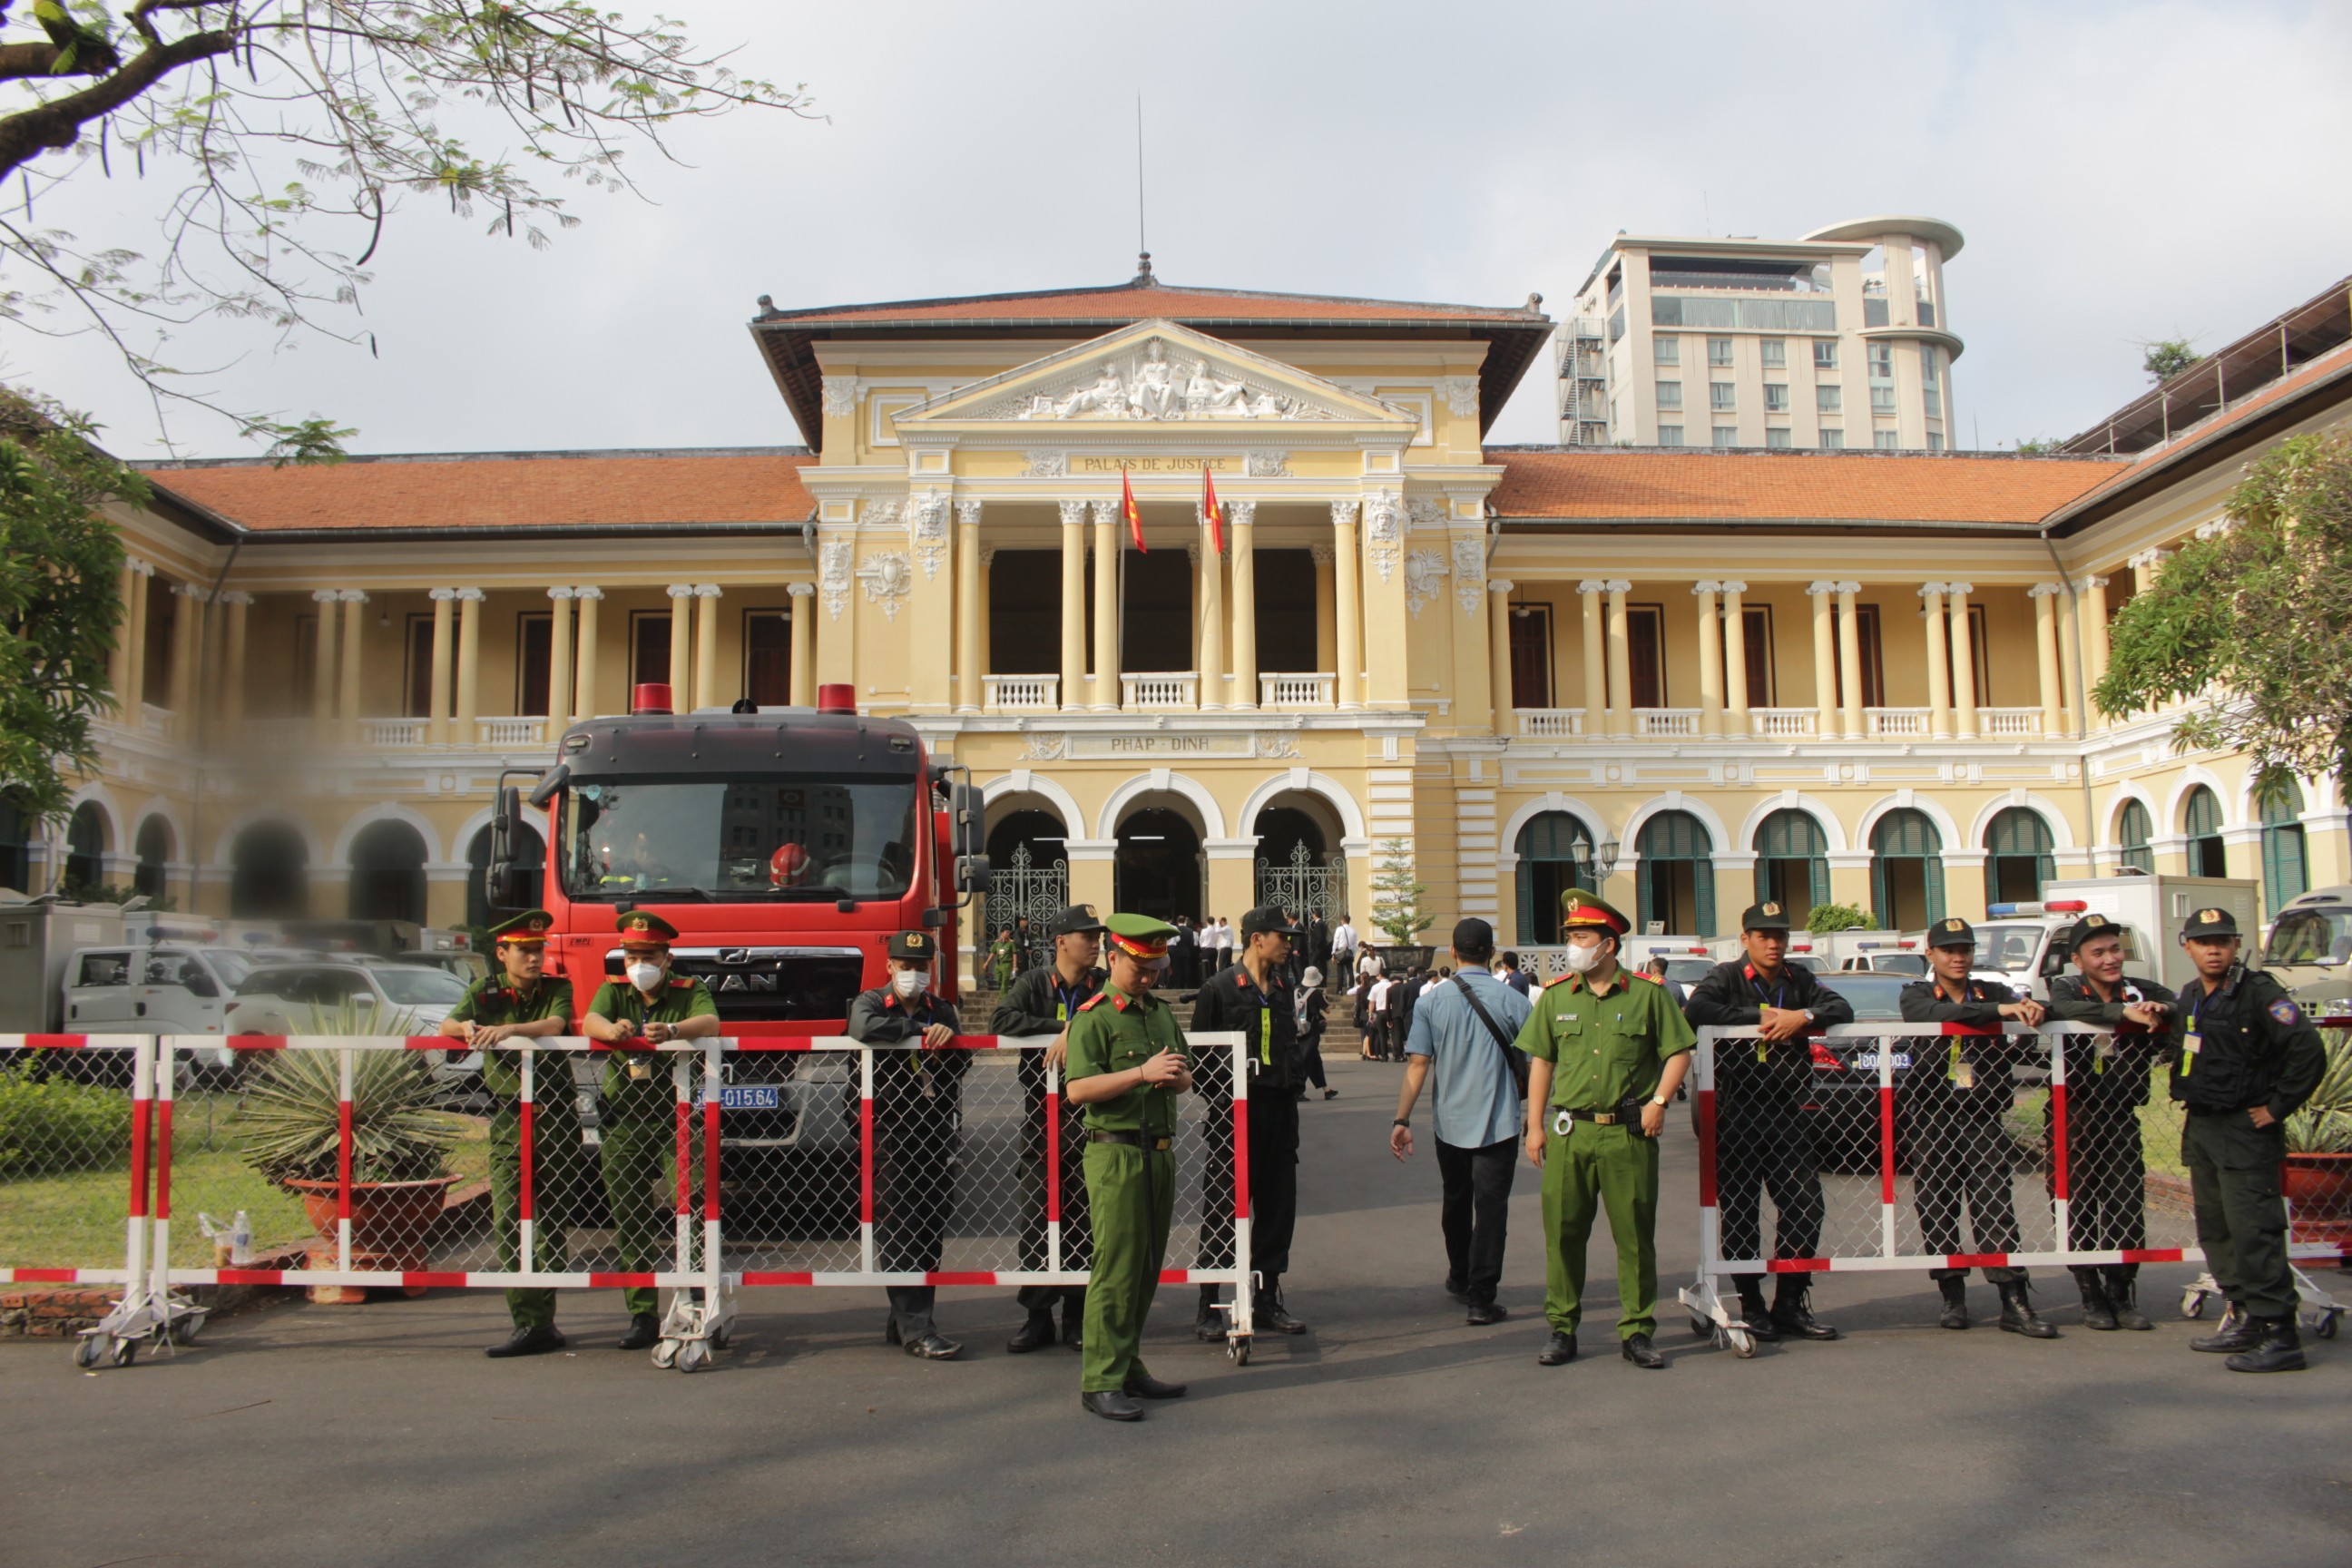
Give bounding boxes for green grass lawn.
[1,1093,490,1271]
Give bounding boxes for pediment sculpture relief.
[977,338,1349,423]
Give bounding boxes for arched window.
[0,801,27,893]
[2182,786,2228,877]
[1869,808,1945,930]
[133,817,174,900]
[63,802,107,897]
[1514,811,1600,946]
[348,819,429,925]
[2259,779,2308,916]
[1984,808,2056,905]
[1637,810,1716,936]
[2116,799,2154,875]
[466,821,544,931]
[230,821,310,918]
[1752,809,1830,926]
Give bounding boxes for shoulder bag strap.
[1451,974,1530,1094]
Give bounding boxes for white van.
[61,943,265,1080]
[2262,885,2352,1009]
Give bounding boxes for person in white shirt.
[1331,916,1358,970]
[1215,917,1235,963]
[1366,974,1395,1061]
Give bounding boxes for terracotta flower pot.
[285,1174,463,1276]
[2282,1153,2352,1247]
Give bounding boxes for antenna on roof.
[1132,93,1152,285]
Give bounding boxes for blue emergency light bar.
[1984,900,2089,918]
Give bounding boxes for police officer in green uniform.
[1066,914,1194,1421]
[2170,905,2327,1373]
[1512,890,1694,1369]
[582,911,720,1350]
[440,910,578,1357]
[991,904,1106,1355]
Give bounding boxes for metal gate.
[986,844,1068,952]
[1255,841,1347,924]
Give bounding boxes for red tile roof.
[1487,448,2123,525]
[145,450,816,534]
[762,280,1547,328]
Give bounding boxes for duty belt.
[1557,1103,1642,1125]
[1087,1129,1173,1151]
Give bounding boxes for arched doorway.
[348,819,429,925]
[1751,808,1829,926]
[1984,808,2055,905]
[1514,810,1599,946]
[2182,786,2228,877]
[2116,799,2154,874]
[1113,804,1202,923]
[133,817,173,901]
[985,806,1070,952]
[1870,808,1945,930]
[0,800,27,893]
[1637,810,1716,935]
[63,803,106,897]
[230,821,310,918]
[466,820,544,930]
[2259,779,2308,916]
[1251,798,1347,925]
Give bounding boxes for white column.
[169,583,203,736]
[1332,500,1363,710]
[310,589,339,724]
[546,588,574,723]
[122,562,152,715]
[221,592,251,726]
[336,589,366,740]
[2129,547,2169,594]
[1605,581,1632,736]
[573,587,603,720]
[455,586,485,735]
[2055,585,2083,738]
[1058,500,1088,712]
[428,588,456,743]
[2031,583,2063,736]
[1721,581,1749,736]
[108,561,134,703]
[1579,580,1606,729]
[1808,581,1838,738]
[2082,573,2112,699]
[1489,579,1515,738]
[786,583,815,707]
[694,584,723,710]
[1693,581,1723,737]
[1311,543,1337,678]
[665,584,694,709]
[1198,513,1225,710]
[1919,583,1952,739]
[955,499,982,713]
[1946,581,1976,738]
[1836,582,1864,740]
[1229,500,1258,710]
[1091,499,1120,710]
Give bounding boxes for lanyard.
[1746,966,1788,1063]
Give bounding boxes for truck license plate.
[715,1085,780,1111]
[1853,1052,1912,1071]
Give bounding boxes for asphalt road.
[8,1056,2347,1567]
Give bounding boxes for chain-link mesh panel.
[0,1041,145,1274]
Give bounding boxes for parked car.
[225,961,471,1083]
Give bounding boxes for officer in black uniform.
[2043,912,2174,1330]
[991,903,1106,1354]
[847,930,969,1359]
[1899,916,2058,1339]
[2169,905,2327,1373]
[1190,905,1308,1338]
[1682,900,1854,1343]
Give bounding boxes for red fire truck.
[483,681,986,1223]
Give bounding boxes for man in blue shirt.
[1389,918,1532,1326]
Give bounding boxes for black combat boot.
[1257,1279,1308,1335]
[2190,1304,2263,1353]
[485,1324,565,1358]
[616,1312,660,1351]
[2105,1269,2153,1331]
[1192,1284,1226,1342]
[2073,1267,2118,1331]
[1996,1278,2059,1339]
[1005,1309,1058,1354]
[1771,1278,1840,1341]
[1731,1280,1782,1343]
[1937,1276,1970,1330]
[2223,1317,2308,1374]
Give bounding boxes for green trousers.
[599,1116,671,1319]
[2182,1111,2295,1319]
[1540,1120,1661,1340]
[1080,1141,1174,1394]
[489,1102,578,1329]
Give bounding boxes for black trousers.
[2055,1090,2149,1283]
[1436,1136,1517,1304]
[1298,1034,1328,1092]
[2183,1109,2296,1319]
[1014,1050,1090,1313]
[1715,1089,1826,1289]
[875,1084,961,1328]
[1900,1080,2028,1283]
[1199,1083,1299,1283]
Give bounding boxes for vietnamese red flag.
[1122,466,1146,553]
[1201,465,1225,554]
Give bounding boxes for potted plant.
[2283,1026,2352,1246]
[236,999,461,1285]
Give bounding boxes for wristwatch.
[1648,1094,1669,1108]
[1392,1118,1410,1128]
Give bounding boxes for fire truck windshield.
[559,775,923,903]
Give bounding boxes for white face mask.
[626,960,665,992]
[893,967,929,999]
[1563,939,1606,975]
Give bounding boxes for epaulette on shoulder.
[1632,970,1661,985]
[1544,974,1580,991]
[671,975,694,987]
[1077,993,1109,1012]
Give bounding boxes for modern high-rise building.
[1558,217,1963,452]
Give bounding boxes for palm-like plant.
[2286,1028,2352,1157]
[236,998,457,1184]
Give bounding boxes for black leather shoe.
[1536,1331,1577,1366]
[1733,1293,1784,1344]
[1082,1390,1144,1421]
[1193,1286,1226,1342]
[1061,1311,1083,1351]
[1770,1284,1840,1341]
[1124,1372,1188,1398]
[486,1324,565,1358]
[1996,1279,2059,1339]
[902,1330,961,1360]
[1258,1294,1308,1335]
[2191,1307,2263,1353]
[1005,1312,1057,1354]
[1466,1301,1509,1326]
[1620,1332,1667,1368]
[1323,1088,1338,1099]
[2224,1317,2308,1373]
[1444,1277,1471,1302]
[1937,1277,1971,1330]
[616,1313,659,1351]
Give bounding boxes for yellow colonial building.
[25,266,2352,952]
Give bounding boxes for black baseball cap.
[1926,916,1976,950]
[1048,904,1107,937]
[1240,905,1302,938]
[886,930,936,962]
[2182,905,2240,939]
[2065,912,2123,950]
[1740,901,1793,934]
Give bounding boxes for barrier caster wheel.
[170,1317,202,1347]
[109,1337,137,1368]
[678,1340,710,1373]
[74,1336,105,1369]
[2318,1313,2340,1341]
[1227,1336,1251,1366]
[708,1328,729,1350]
[1728,1327,1756,1359]
[2180,1289,2205,1320]
[651,1338,680,1370]
[1690,1315,1712,1339]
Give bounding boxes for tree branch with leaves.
[0,2,815,454]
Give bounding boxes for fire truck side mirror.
[956,853,991,895]
[485,787,524,914]
[948,781,983,860]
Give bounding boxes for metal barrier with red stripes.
[1681,1020,2350,1355]
[1,1029,1254,1371]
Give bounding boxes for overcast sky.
[6,0,2349,458]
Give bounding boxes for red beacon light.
[816,682,857,715]
[631,681,673,716]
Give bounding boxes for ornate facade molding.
[978,336,1345,423]
[1363,490,1402,582]
[911,491,949,579]
[1406,495,1446,528]
[1244,450,1291,477]
[1024,451,1069,478]
[1438,376,1480,417]
[858,551,914,620]
[819,537,854,620]
[1451,537,1485,615]
[819,376,858,418]
[1403,547,1448,617]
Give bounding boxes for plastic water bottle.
[229,1210,253,1267]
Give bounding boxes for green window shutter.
[1924,854,1946,924]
